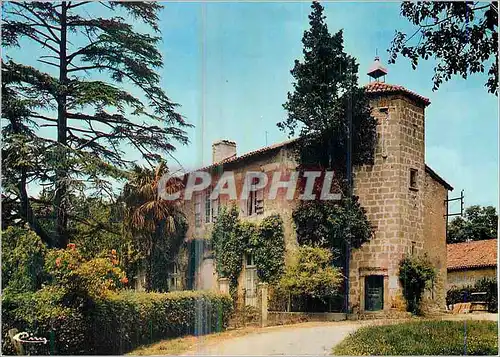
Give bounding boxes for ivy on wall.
[253,215,285,284]
[211,206,245,289]
[211,207,285,291]
[293,196,373,256]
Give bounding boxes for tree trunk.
[54,2,69,248]
[18,170,53,246]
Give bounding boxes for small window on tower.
[409,169,418,190]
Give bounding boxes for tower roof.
[364,81,431,107]
[367,56,388,80]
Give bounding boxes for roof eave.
[425,164,454,191]
[448,264,497,271]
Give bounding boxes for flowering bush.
[45,245,128,300]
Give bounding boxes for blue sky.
[4,2,498,209]
[159,2,498,209]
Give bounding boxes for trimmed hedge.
[2,290,233,355]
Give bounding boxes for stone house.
[172,76,453,314]
[447,239,497,289]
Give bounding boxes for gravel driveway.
[186,314,498,356]
[187,321,364,356]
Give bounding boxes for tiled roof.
[197,137,451,190]
[199,137,299,171]
[447,239,498,271]
[364,81,431,107]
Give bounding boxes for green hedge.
[446,277,497,312]
[2,290,233,355]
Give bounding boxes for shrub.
[398,255,435,315]
[2,287,89,355]
[2,290,233,355]
[2,226,46,293]
[446,277,498,312]
[45,246,128,302]
[278,246,343,301]
[332,320,498,355]
[90,290,233,354]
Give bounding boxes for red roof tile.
[447,239,498,271]
[200,137,299,171]
[364,81,431,107]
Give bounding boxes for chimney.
[212,140,237,163]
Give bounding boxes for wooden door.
[365,275,384,311]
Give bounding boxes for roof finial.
[367,52,387,82]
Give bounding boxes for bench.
[470,292,488,312]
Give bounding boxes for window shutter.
[195,193,202,227]
[240,175,248,216]
[256,187,264,214]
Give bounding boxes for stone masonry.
[175,82,453,314]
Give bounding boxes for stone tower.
[350,61,432,313]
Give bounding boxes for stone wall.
[447,267,497,289]
[181,145,299,293]
[267,312,346,326]
[351,94,427,312]
[422,170,448,309]
[178,90,450,316]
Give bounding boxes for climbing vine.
[293,196,373,255]
[211,206,245,289]
[253,214,286,284]
[211,207,285,292]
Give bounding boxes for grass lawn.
[332,320,498,355]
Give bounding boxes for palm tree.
[121,162,187,291]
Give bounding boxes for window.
[205,191,211,223]
[246,253,255,267]
[410,241,416,255]
[247,177,264,216]
[168,263,180,291]
[204,188,219,223]
[409,168,418,190]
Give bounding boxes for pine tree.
[2,2,191,248]
[279,1,377,184]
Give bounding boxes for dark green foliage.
[120,163,188,292]
[399,255,436,315]
[211,208,286,291]
[389,2,498,95]
[2,2,191,248]
[293,197,373,254]
[2,290,232,355]
[279,1,377,180]
[2,287,90,355]
[332,320,498,355]
[446,277,498,313]
[211,206,246,288]
[447,205,497,243]
[253,215,286,284]
[1,226,46,293]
